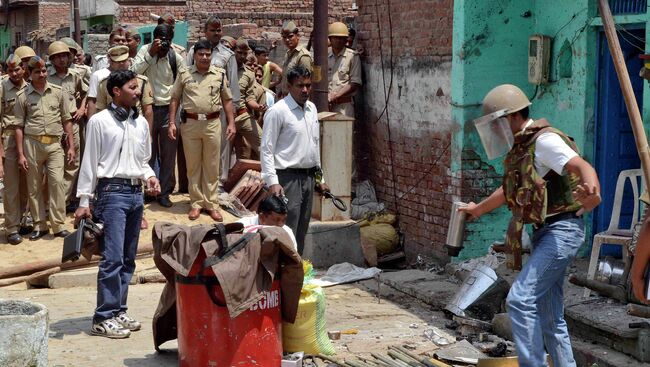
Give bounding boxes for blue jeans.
[93,181,144,323]
[506,218,584,367]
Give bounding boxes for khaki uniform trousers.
[24,136,66,233]
[234,113,261,160]
[180,117,221,210]
[63,123,81,204]
[2,134,29,234]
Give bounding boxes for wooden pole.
[0,242,154,280]
[598,0,650,191]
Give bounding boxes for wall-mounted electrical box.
[528,34,552,85]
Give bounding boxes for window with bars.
[609,0,647,15]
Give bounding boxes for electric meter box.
[528,35,552,85]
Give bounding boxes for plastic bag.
[360,223,399,256]
[282,284,335,355]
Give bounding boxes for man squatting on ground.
[459,84,601,367]
[75,70,161,339]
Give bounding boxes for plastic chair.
[584,168,645,298]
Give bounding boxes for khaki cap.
[281,21,298,33]
[48,41,71,57]
[59,37,82,54]
[27,56,46,70]
[15,46,36,60]
[107,45,130,62]
[159,13,176,25]
[222,36,236,45]
[328,22,349,37]
[236,37,250,49]
[6,54,21,68]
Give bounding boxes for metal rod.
[387,350,425,366]
[312,0,329,112]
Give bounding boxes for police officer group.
[0,14,361,338]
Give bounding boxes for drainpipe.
[72,0,81,44]
[312,0,329,112]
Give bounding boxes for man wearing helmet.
[14,46,36,82]
[47,41,88,213]
[459,84,601,367]
[327,21,362,118]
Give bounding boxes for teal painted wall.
[452,1,648,260]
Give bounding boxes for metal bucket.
[595,257,626,285]
[445,265,510,320]
[445,201,468,256]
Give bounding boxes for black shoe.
[157,197,173,208]
[29,230,49,241]
[53,230,70,238]
[18,225,34,236]
[7,233,23,245]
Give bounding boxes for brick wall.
[39,1,72,34]
[355,0,456,261]
[116,5,186,24]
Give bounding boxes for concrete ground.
[1,278,448,366]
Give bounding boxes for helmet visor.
[473,109,514,160]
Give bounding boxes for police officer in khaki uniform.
[14,46,36,82]
[279,21,313,97]
[327,22,362,118]
[234,38,266,159]
[168,40,236,222]
[94,46,154,122]
[60,37,92,86]
[1,54,31,244]
[15,56,75,240]
[47,40,88,210]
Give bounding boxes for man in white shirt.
[75,70,161,339]
[237,195,297,250]
[261,65,328,254]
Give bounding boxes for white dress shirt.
[261,94,321,186]
[76,106,156,207]
[87,68,111,99]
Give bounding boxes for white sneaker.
[91,318,131,339]
[115,312,141,331]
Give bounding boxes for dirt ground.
[0,193,238,268]
[0,192,450,366]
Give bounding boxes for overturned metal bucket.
[445,265,510,321]
[0,299,49,367]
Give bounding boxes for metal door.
[594,28,644,255]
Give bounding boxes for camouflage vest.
[502,119,582,270]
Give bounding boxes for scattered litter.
[281,352,304,367]
[435,339,488,364]
[340,329,358,335]
[409,323,419,329]
[310,262,381,287]
[424,327,452,346]
[327,331,341,340]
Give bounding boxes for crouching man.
[75,70,160,338]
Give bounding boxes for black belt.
[98,177,142,186]
[534,211,580,230]
[277,167,318,175]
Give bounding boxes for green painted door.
[0,27,11,61]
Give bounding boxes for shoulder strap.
[168,48,177,81]
[202,232,255,269]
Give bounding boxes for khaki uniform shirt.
[171,65,232,114]
[327,47,362,94]
[15,82,73,137]
[95,75,154,114]
[73,64,92,87]
[281,45,313,94]
[237,65,256,112]
[47,67,88,109]
[0,78,27,130]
